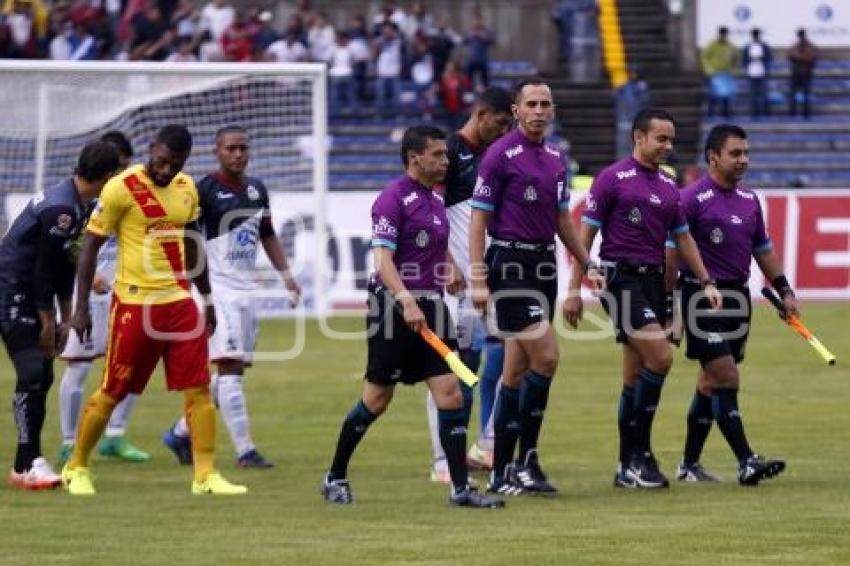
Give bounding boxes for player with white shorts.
[162,125,301,468]
[426,88,514,483]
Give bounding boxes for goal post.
[0,60,329,317]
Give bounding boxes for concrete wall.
[272,0,558,72]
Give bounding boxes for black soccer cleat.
[738,455,786,486]
[237,449,274,469]
[613,462,637,488]
[450,485,505,508]
[626,451,670,489]
[162,428,193,465]
[486,462,525,496]
[676,461,721,482]
[320,474,354,504]
[514,449,558,496]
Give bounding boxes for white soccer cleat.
[8,457,62,491]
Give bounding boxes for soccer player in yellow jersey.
[62,125,246,495]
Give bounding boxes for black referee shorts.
[364,286,457,386]
[598,262,666,344]
[680,279,752,366]
[485,245,557,334]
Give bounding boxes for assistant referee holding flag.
[669,123,791,486]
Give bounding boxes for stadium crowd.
[0,0,498,120]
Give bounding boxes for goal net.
[0,61,328,316]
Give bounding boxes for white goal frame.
[0,60,330,316]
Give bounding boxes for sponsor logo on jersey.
[523,185,538,202]
[246,185,260,200]
[617,168,637,180]
[649,194,662,205]
[402,192,419,206]
[628,206,642,224]
[659,174,676,186]
[415,230,429,248]
[505,144,524,159]
[736,188,755,200]
[697,188,714,203]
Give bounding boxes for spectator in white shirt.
[198,0,234,61]
[374,22,402,118]
[329,32,358,114]
[307,10,335,62]
[266,28,307,62]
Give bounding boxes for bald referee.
[470,78,604,496]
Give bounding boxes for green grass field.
[0,304,848,565]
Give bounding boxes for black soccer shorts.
[364,287,457,386]
[599,263,666,344]
[680,280,752,365]
[485,246,557,334]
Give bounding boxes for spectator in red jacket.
[439,60,472,128]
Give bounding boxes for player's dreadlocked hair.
[155,124,193,154]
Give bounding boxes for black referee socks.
[518,371,552,462]
[438,407,469,492]
[633,368,665,454]
[684,389,714,466]
[618,385,636,467]
[712,388,754,463]
[492,386,520,476]
[329,399,377,480]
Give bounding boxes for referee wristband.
[700,278,716,289]
[772,275,794,298]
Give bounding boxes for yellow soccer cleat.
[191,471,247,495]
[61,465,96,496]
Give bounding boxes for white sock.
[426,390,446,465]
[216,374,255,457]
[105,394,138,438]
[173,416,190,438]
[59,361,92,444]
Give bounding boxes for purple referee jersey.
[678,175,772,281]
[582,157,687,265]
[370,175,450,292]
[470,129,570,242]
